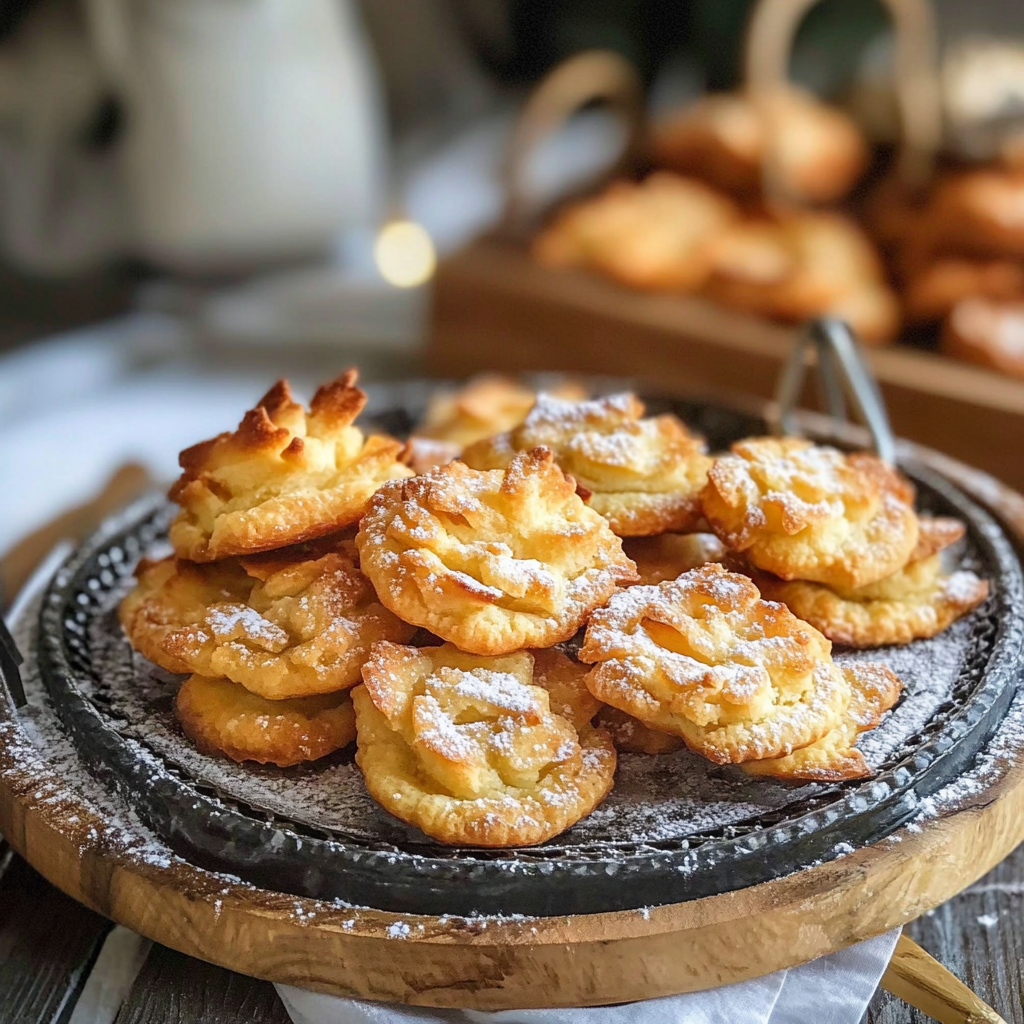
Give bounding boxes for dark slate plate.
[33,383,1024,917]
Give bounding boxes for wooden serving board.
[428,238,1024,493]
[2,439,1024,1010]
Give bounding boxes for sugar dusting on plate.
[6,542,1023,919]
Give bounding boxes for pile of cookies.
[534,173,900,347]
[120,372,989,848]
[532,86,899,347]
[869,166,1024,381]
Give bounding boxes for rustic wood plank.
[0,852,113,1024]
[114,944,290,1024]
[866,841,1024,1023]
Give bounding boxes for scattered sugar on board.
[9,545,1023,908]
[82,563,993,848]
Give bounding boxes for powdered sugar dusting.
[3,516,1020,912]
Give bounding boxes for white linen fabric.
[275,928,900,1024]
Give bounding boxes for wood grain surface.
[2,836,1021,1023]
[114,945,291,1024]
[0,838,114,1024]
[866,849,1024,1021]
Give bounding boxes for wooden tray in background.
[427,237,1024,492]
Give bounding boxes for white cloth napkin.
[275,927,900,1024]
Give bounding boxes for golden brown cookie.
[701,437,919,591]
[910,517,967,561]
[168,370,412,561]
[530,648,602,733]
[926,169,1024,259]
[741,663,902,781]
[355,448,637,655]
[533,173,740,292]
[175,674,355,766]
[904,259,1024,324]
[942,298,1024,381]
[413,375,588,449]
[651,87,868,204]
[623,533,727,585]
[463,393,712,537]
[119,556,249,675]
[751,553,988,649]
[594,705,686,754]
[702,212,899,345]
[579,564,850,764]
[353,642,616,847]
[120,538,415,698]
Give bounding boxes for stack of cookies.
[120,372,989,848]
[869,167,1024,380]
[119,371,416,767]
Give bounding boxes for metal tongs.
[772,319,1011,1024]
[771,318,897,463]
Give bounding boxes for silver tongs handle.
[773,318,896,464]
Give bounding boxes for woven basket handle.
[744,0,941,201]
[501,50,644,236]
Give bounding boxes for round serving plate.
[31,385,1024,916]
[2,383,1024,1007]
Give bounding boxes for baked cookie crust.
[463,392,712,537]
[752,553,989,649]
[168,370,411,561]
[623,532,727,586]
[356,448,637,655]
[703,212,899,345]
[741,662,902,781]
[120,538,415,698]
[353,642,616,847]
[652,87,867,205]
[533,173,740,294]
[175,674,355,767]
[701,437,919,591]
[579,564,850,764]
[413,375,587,449]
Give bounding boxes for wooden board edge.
[1,422,1023,1008]
[3,694,1024,1008]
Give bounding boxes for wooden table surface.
[0,828,1020,1023]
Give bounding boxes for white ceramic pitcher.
[85,0,387,272]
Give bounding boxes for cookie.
[353,642,616,846]
[168,370,411,561]
[942,298,1024,381]
[413,375,587,449]
[175,674,355,766]
[751,528,988,648]
[463,392,712,536]
[701,437,919,591]
[623,532,727,585]
[579,564,850,763]
[533,173,740,292]
[703,212,899,345]
[356,448,637,655]
[652,87,868,204]
[121,537,415,698]
[741,663,902,781]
